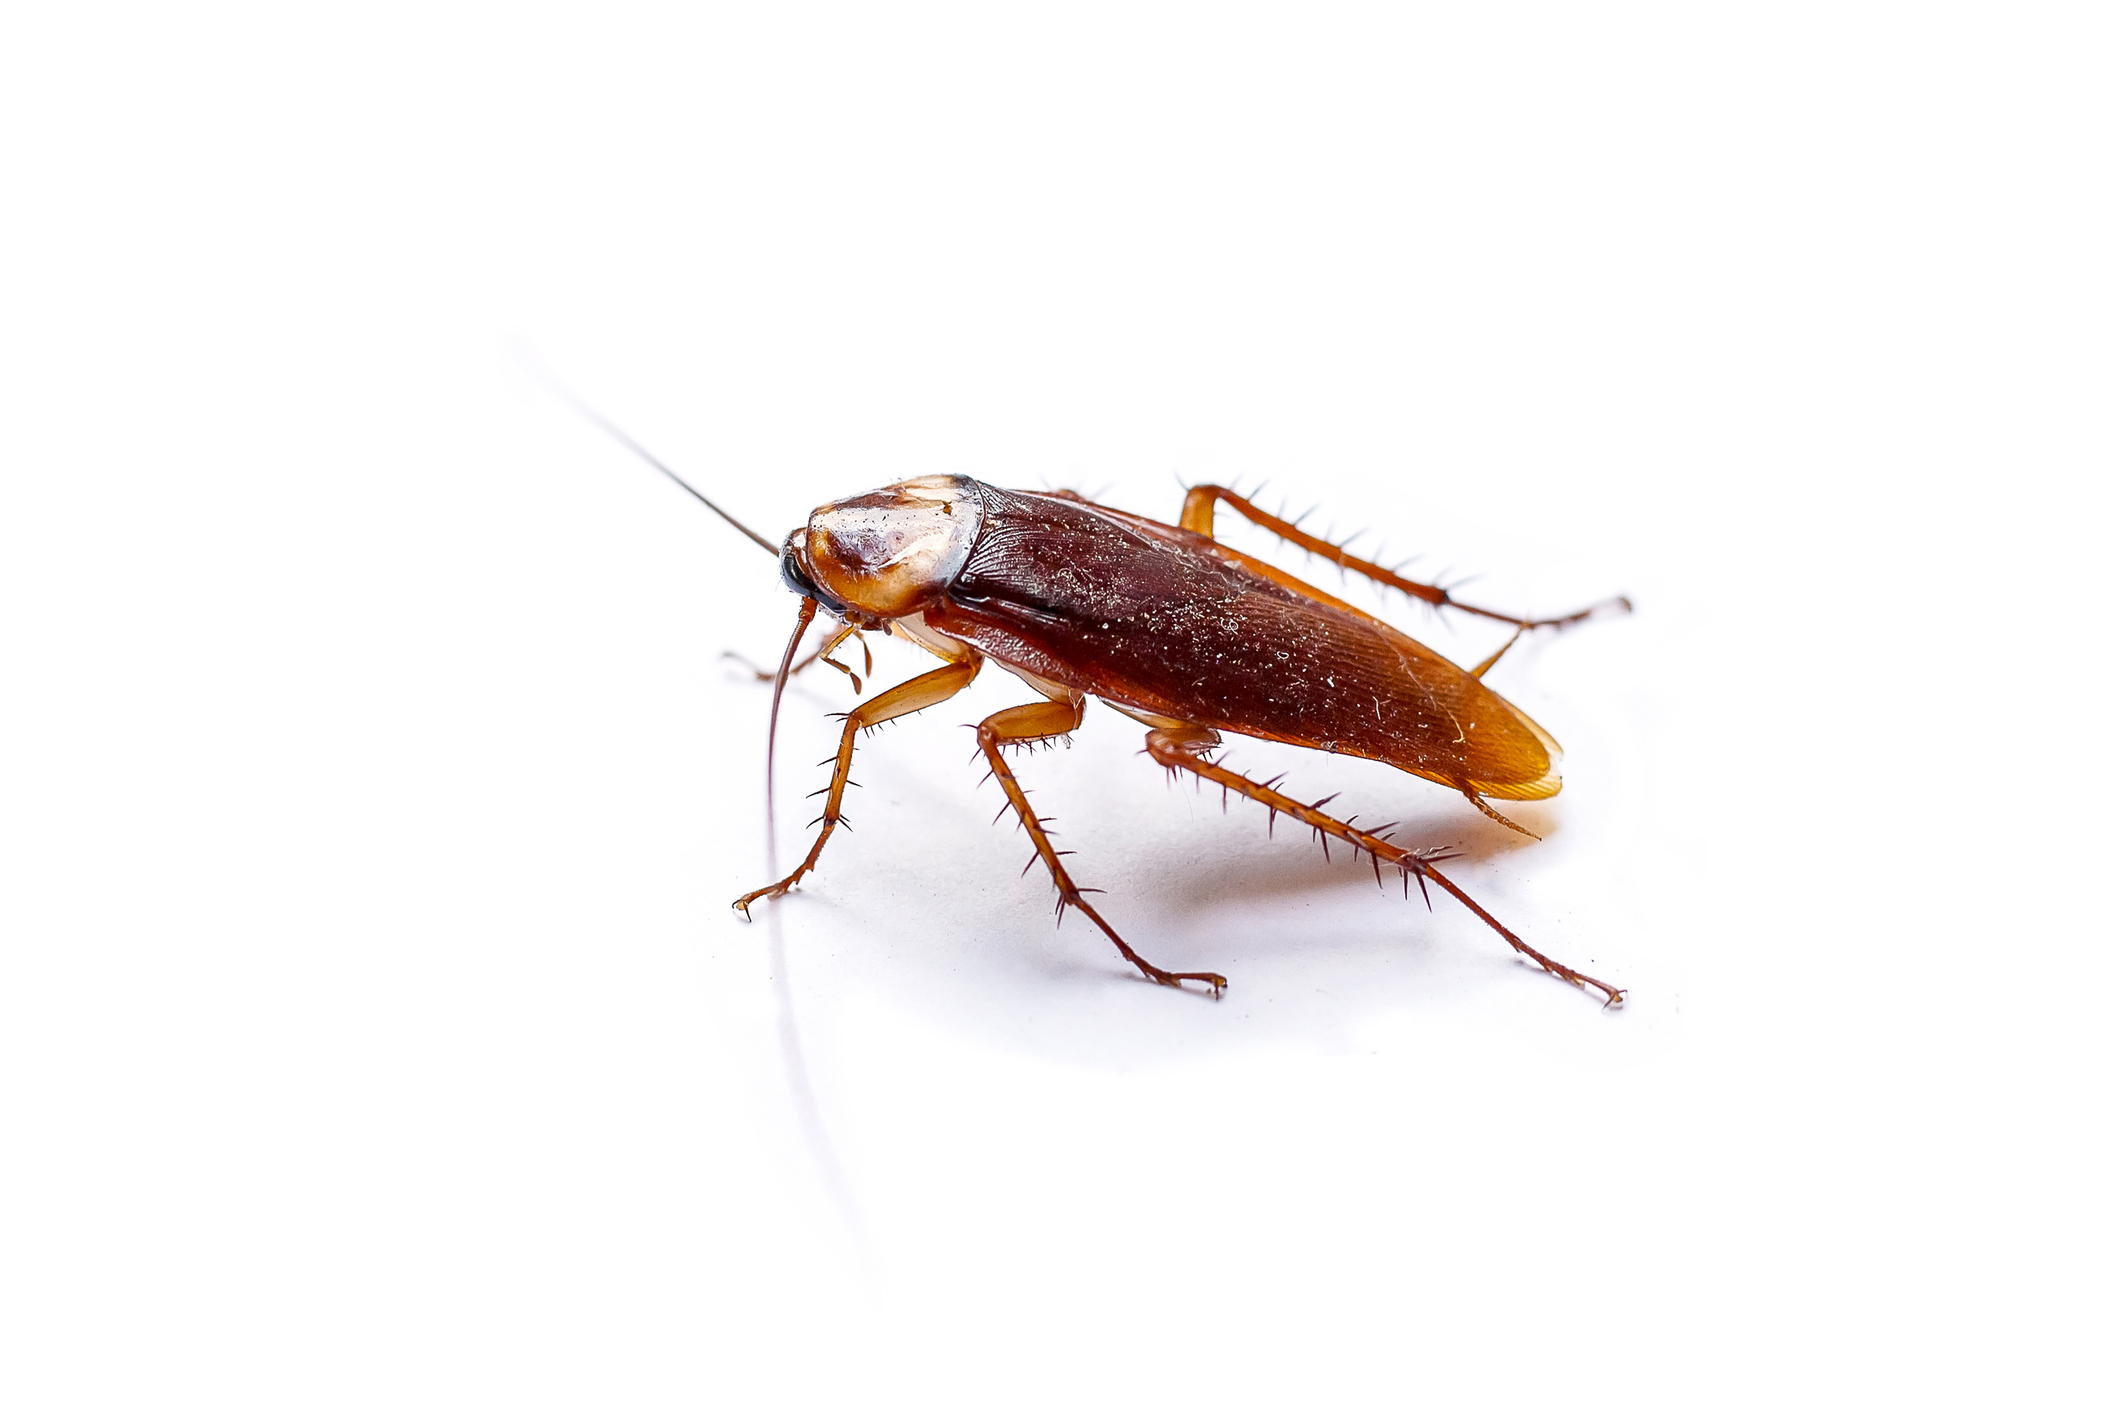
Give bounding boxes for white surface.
[4,4,2114,1409]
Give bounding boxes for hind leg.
[1178,483,1630,631]
[1145,724,1622,1006]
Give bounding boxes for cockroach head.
[788,475,984,623]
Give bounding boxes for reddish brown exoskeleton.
[593,411,1630,1005]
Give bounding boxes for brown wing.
[923,485,1560,800]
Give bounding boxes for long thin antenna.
[765,597,819,874]
[549,381,780,556]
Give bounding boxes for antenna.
[765,597,820,875]
[546,378,779,556]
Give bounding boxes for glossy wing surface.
[923,486,1560,799]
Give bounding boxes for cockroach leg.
[1467,625,1527,680]
[721,646,814,680]
[1178,484,1630,632]
[1456,781,1539,840]
[723,622,868,693]
[978,699,1227,997]
[1143,727,1623,1007]
[732,657,981,916]
[814,626,868,694]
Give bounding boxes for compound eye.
[779,531,852,616]
[780,538,819,598]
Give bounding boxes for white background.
[4,3,2115,1409]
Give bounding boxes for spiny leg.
[1144,725,1622,1006]
[733,655,981,915]
[1178,483,1631,632]
[978,699,1227,997]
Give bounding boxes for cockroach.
[589,409,1631,1005]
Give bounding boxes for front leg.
[722,621,874,693]
[733,655,981,915]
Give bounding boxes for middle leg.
[977,699,1227,996]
